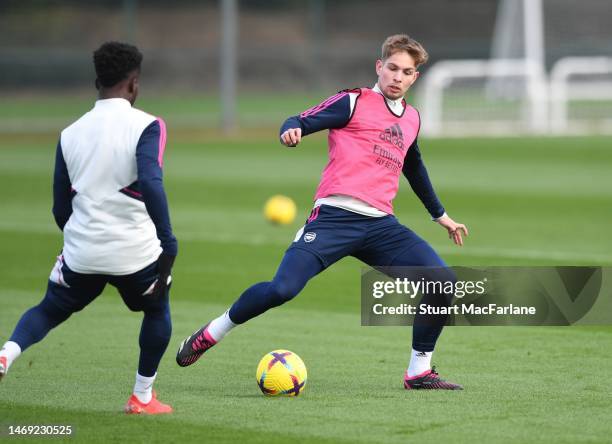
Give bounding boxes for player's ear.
[129,76,138,93]
[406,71,420,88]
[376,59,383,76]
[128,72,139,98]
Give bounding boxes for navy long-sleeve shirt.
[52,139,73,230]
[135,120,178,256]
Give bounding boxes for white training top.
[60,98,162,275]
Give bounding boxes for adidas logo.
[415,352,428,358]
[379,123,405,150]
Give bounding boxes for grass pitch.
[1,97,611,443]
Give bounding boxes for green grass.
[2,293,612,443]
[0,93,323,132]
[1,98,612,443]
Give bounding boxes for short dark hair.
[381,34,429,67]
[93,41,143,88]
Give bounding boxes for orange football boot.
[0,356,7,381]
[124,390,173,415]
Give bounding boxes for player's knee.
[438,267,457,286]
[268,279,301,305]
[143,299,170,318]
[40,292,75,320]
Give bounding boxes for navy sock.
[411,268,456,352]
[138,304,172,377]
[229,248,323,324]
[388,241,453,352]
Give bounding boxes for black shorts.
[45,254,169,314]
[288,205,445,268]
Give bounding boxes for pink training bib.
[314,88,420,214]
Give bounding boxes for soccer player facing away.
[177,35,468,390]
[0,42,178,413]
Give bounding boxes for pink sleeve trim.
[156,117,167,168]
[300,92,348,118]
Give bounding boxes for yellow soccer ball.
[256,350,307,396]
[264,195,297,225]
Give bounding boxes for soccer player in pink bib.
[177,34,468,390]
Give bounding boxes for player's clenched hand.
[280,128,302,147]
[150,252,176,298]
[436,214,468,247]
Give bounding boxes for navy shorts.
[288,205,445,269]
[46,255,169,314]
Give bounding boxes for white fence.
[419,56,612,137]
[550,57,612,134]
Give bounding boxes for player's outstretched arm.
[403,140,468,246]
[279,91,354,147]
[402,140,445,218]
